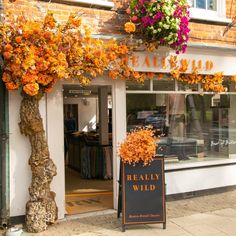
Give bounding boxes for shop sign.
[121,156,166,231]
[126,49,236,75]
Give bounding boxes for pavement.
[2,188,236,236]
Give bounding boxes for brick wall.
[3,0,236,47]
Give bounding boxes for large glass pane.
[207,0,216,10]
[177,81,198,91]
[153,77,175,91]
[196,0,206,9]
[126,80,150,91]
[127,94,167,133]
[126,93,236,163]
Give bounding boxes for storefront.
[8,45,236,220]
[127,45,236,195]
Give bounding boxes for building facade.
[2,0,236,224]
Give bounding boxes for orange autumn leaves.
[0,12,139,96]
[0,13,69,96]
[119,127,157,166]
[169,56,227,93]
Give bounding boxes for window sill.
[72,0,114,8]
[190,8,231,24]
[190,15,231,24]
[165,158,236,171]
[39,0,114,9]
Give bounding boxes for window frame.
[189,0,231,23]
[126,80,236,169]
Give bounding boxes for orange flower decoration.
[124,22,136,33]
[22,72,38,84]
[15,36,22,43]
[68,14,81,27]
[23,83,39,96]
[43,12,56,29]
[119,45,128,54]
[3,51,12,60]
[4,44,13,52]
[231,75,236,82]
[5,81,18,90]
[146,72,155,79]
[119,127,157,166]
[2,72,11,82]
[109,70,118,80]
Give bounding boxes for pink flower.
[126,8,131,14]
[131,16,139,23]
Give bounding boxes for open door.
[63,85,113,215]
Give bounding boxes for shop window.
[126,93,236,164]
[189,0,227,22]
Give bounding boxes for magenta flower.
[154,12,164,21]
[127,0,190,53]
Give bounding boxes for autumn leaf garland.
[0,12,143,96]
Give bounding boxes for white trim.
[64,0,114,8]
[61,78,126,213]
[165,164,236,195]
[126,90,236,95]
[165,158,236,171]
[189,0,231,23]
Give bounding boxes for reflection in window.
[153,78,175,91]
[208,0,216,10]
[191,0,217,10]
[126,93,236,163]
[126,80,150,91]
[177,81,198,91]
[196,0,206,9]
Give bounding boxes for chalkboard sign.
[121,156,166,231]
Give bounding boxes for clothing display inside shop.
[67,131,113,180]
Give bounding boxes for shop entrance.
[63,85,113,215]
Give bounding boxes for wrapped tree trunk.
[19,91,57,233]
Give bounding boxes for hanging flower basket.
[118,127,158,166]
[125,0,190,54]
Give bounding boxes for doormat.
[65,192,113,215]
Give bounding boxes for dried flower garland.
[119,127,157,166]
[0,12,144,96]
[125,0,190,54]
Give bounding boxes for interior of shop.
[63,85,113,215]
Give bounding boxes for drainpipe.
[0,0,10,228]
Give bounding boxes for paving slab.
[1,188,236,235]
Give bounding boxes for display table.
[157,137,197,160]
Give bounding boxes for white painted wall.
[166,164,236,194]
[9,91,46,217]
[46,82,65,219]
[64,97,98,132]
[111,80,127,209]
[9,84,65,219]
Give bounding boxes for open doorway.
[63,85,113,215]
